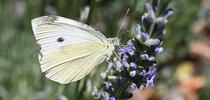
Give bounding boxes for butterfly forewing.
[31,16,112,84]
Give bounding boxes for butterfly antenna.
[116,8,130,38]
[119,43,125,47]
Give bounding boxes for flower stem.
[86,0,96,24]
[75,80,80,97]
[149,22,156,35]
[116,79,130,98]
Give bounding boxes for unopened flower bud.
[130,71,136,77]
[144,39,160,46]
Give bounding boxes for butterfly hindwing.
[45,54,104,84]
[38,40,107,84]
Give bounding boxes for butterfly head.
[103,38,119,61]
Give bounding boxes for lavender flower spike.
[93,0,173,99]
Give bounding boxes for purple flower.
[148,56,155,61]
[135,25,150,41]
[140,85,145,90]
[141,32,150,41]
[104,82,112,89]
[118,43,134,56]
[121,54,129,62]
[126,43,134,52]
[145,66,157,88]
[130,83,137,89]
[140,69,147,76]
[156,17,168,25]
[109,96,116,100]
[145,3,155,20]
[141,54,149,60]
[102,92,110,99]
[164,8,173,18]
[122,61,129,69]
[146,75,155,88]
[147,66,157,76]
[118,48,125,55]
[157,29,166,35]
[129,71,136,77]
[155,47,164,54]
[144,39,161,46]
[130,62,137,68]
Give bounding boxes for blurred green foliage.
[0,0,209,100]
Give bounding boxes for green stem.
[86,0,96,24]
[149,22,156,35]
[77,80,88,100]
[115,79,130,98]
[115,70,131,98]
[75,80,80,97]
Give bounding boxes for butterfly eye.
[57,37,64,42]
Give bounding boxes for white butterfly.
[31,16,119,84]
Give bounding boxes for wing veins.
[44,53,90,76]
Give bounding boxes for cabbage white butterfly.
[31,16,119,84]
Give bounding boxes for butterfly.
[31,16,119,84]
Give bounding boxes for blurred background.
[0,0,210,100]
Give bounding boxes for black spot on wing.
[57,37,64,42]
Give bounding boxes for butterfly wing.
[32,16,109,53]
[31,16,112,84]
[44,41,106,84]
